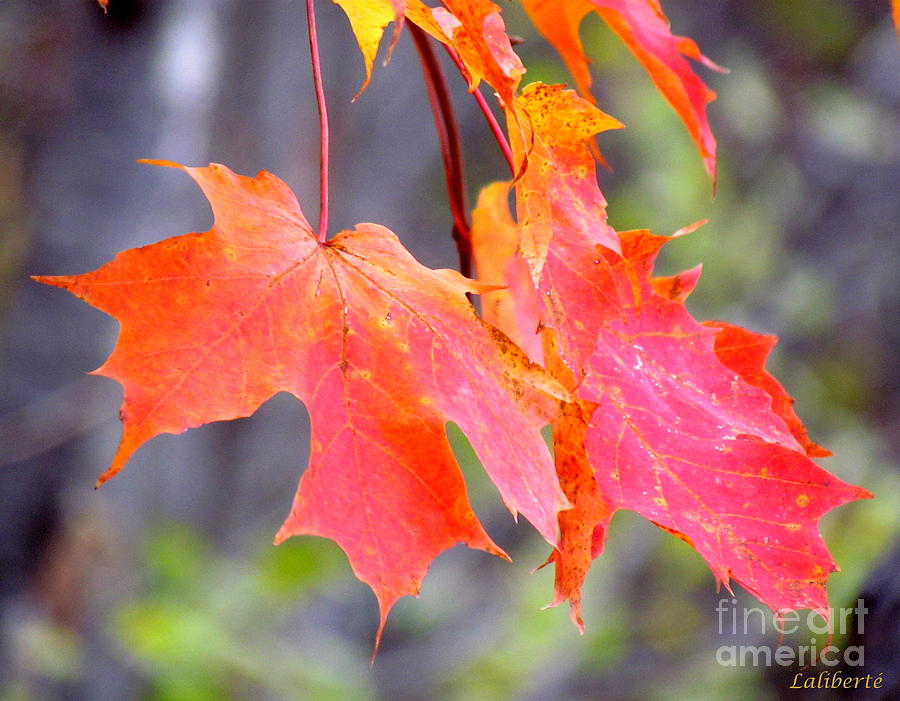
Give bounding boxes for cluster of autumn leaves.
[41,0,875,641]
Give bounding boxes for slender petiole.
[442,45,516,176]
[306,0,330,242]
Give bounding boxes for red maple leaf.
[579,229,870,618]
[34,161,572,641]
[472,84,871,627]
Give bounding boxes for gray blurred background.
[1,1,898,699]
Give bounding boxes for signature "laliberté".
[790,671,884,690]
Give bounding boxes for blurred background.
[1,1,898,699]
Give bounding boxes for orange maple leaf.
[35,161,573,641]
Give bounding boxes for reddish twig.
[471,85,516,176]
[409,23,472,277]
[442,45,515,176]
[306,0,330,242]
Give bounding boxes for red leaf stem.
[306,0,330,242]
[442,43,516,176]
